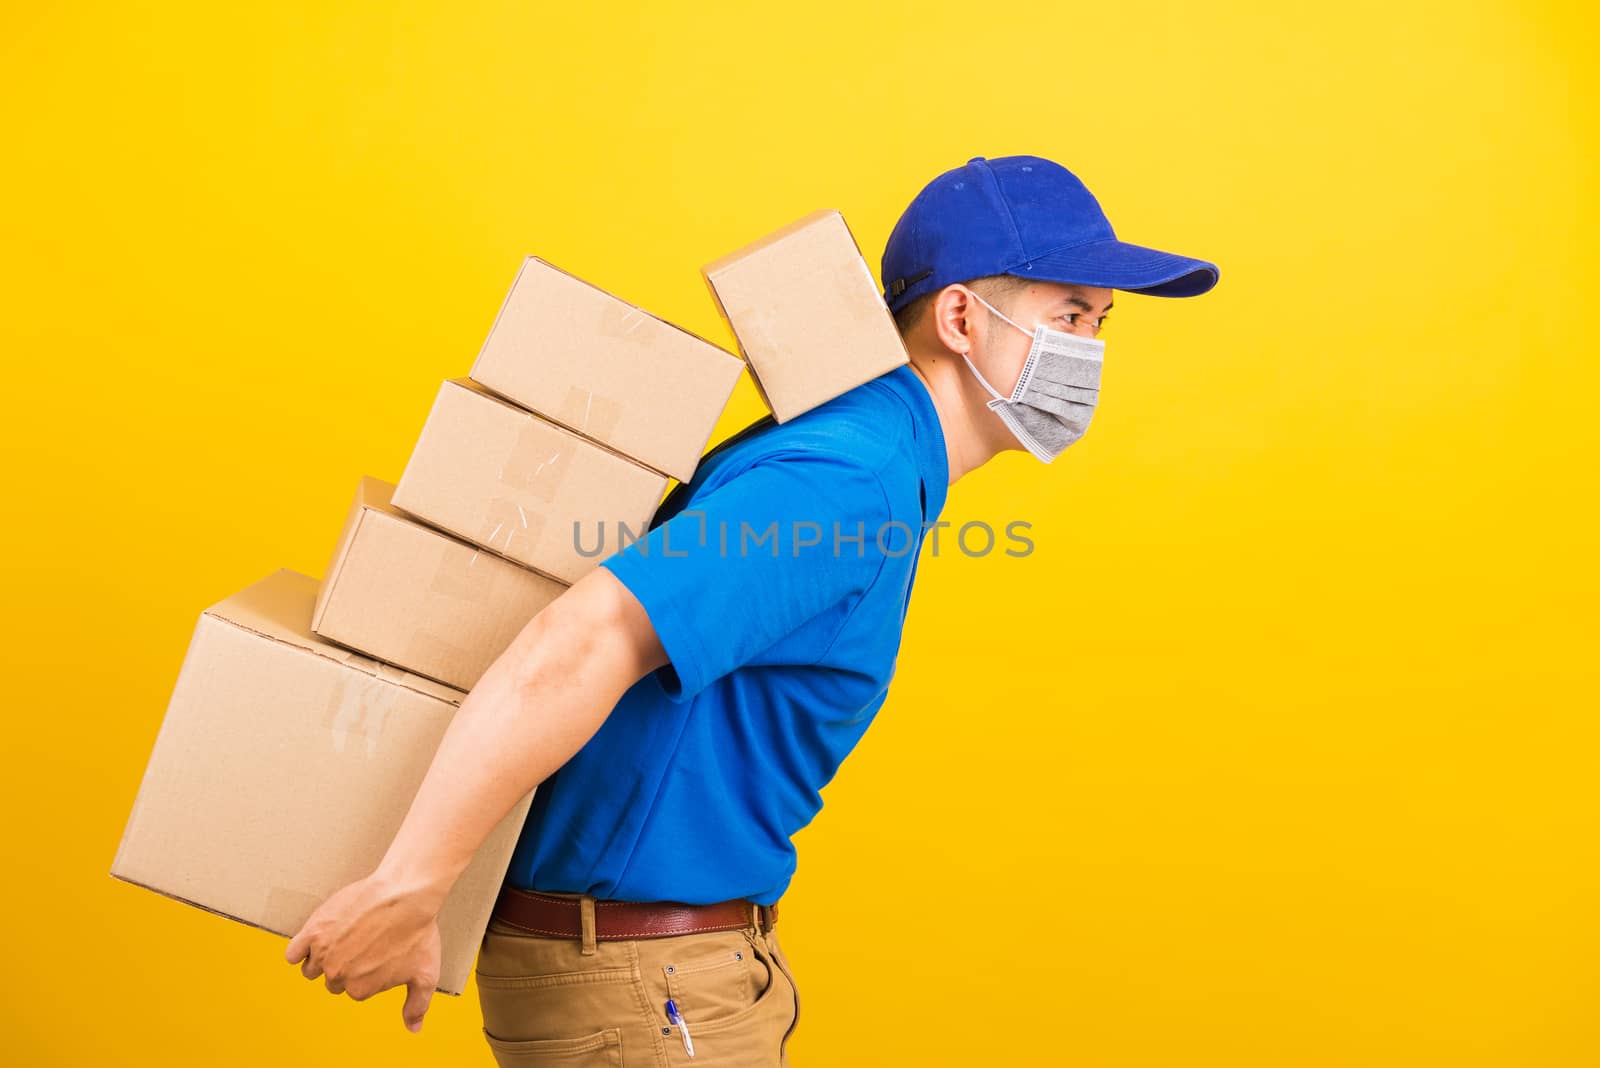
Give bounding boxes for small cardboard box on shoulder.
[703,209,910,422]
[110,568,533,996]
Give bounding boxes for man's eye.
[1060,313,1080,326]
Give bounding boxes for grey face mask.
[963,290,1105,463]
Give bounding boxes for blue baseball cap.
[881,155,1219,313]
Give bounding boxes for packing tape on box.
[402,629,481,687]
[479,495,549,560]
[497,422,576,505]
[601,303,653,342]
[323,672,394,757]
[555,384,625,442]
[428,542,501,603]
[264,885,329,932]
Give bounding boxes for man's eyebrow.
[1057,295,1114,314]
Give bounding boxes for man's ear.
[930,285,977,356]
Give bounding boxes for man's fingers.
[402,980,434,1034]
[301,955,324,981]
[285,929,308,965]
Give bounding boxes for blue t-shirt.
[502,364,949,906]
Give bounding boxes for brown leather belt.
[492,886,779,941]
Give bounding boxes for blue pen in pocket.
[665,999,695,1058]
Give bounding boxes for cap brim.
[1011,238,1219,298]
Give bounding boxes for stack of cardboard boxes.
[317,257,746,692]
[111,210,909,996]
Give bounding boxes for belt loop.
[580,895,597,955]
[748,902,760,933]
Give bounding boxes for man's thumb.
[403,980,434,1033]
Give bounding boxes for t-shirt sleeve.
[600,451,896,703]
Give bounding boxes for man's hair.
[890,273,1034,338]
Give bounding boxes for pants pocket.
[482,1026,624,1067]
[659,930,756,1026]
[641,929,796,1066]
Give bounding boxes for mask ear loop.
[968,289,1032,337]
[965,289,1040,405]
[961,352,1009,406]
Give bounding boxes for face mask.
[962,290,1105,463]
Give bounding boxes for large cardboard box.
[110,569,534,996]
[703,209,910,422]
[392,378,668,584]
[469,256,745,482]
[313,476,568,691]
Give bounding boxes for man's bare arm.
[284,564,668,1033]
[375,564,668,910]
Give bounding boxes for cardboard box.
[313,476,568,691]
[469,256,745,482]
[392,378,668,584]
[110,569,533,996]
[703,209,910,422]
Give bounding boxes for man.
[284,154,1218,1065]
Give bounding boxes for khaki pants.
[475,892,801,1067]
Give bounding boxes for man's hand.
[283,872,442,1034]
[278,567,665,1035]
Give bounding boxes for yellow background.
[3,1,1594,1064]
